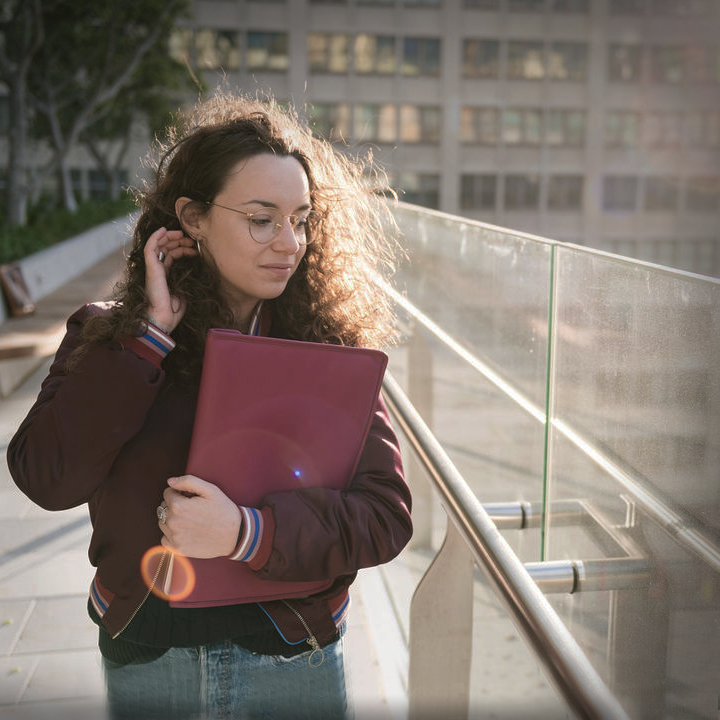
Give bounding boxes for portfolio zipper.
[112,550,169,639]
[281,600,325,667]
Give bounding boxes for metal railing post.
[407,518,474,720]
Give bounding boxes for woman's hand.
[143,227,198,333]
[159,475,242,559]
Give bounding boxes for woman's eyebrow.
[245,200,312,213]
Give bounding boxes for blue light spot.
[294,469,302,479]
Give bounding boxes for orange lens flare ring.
[140,545,196,602]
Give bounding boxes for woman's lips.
[262,263,293,277]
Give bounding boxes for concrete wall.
[0,213,135,324]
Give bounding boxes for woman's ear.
[175,197,203,236]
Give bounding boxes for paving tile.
[20,649,103,704]
[0,600,32,654]
[13,597,97,654]
[0,698,107,720]
[0,550,94,600]
[0,654,35,705]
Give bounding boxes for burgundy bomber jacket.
[6,303,413,647]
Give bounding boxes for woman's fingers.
[143,229,198,332]
[146,229,197,269]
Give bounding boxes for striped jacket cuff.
[124,321,176,367]
[227,506,264,562]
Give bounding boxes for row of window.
[460,174,720,212]
[466,41,719,84]
[305,102,720,151]
[171,29,720,84]
[462,108,720,149]
[244,0,715,17]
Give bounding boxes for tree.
[80,39,202,201]
[0,0,44,226]
[28,0,191,213]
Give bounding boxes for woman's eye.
[250,216,274,227]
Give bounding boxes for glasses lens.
[248,209,281,244]
[248,210,313,244]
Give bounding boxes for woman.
[6,93,412,720]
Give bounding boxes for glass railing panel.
[546,246,720,720]
[392,204,553,411]
[388,210,552,560]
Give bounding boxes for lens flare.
[140,545,196,602]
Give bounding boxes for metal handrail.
[382,371,632,720]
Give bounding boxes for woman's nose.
[271,219,302,252]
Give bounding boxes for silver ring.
[157,504,168,524]
[157,251,166,263]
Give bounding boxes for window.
[545,109,585,146]
[461,174,497,210]
[0,96,8,135]
[400,105,441,143]
[603,176,639,211]
[402,38,441,76]
[507,42,545,80]
[686,45,717,83]
[399,172,440,208]
[462,40,500,78]
[548,175,583,210]
[686,177,720,211]
[650,45,685,83]
[353,104,397,143]
[608,44,643,82]
[464,0,499,7]
[354,35,396,75]
[502,109,541,145]
[643,113,682,147]
[548,43,587,81]
[684,112,720,148]
[308,103,351,141]
[89,170,110,200]
[608,0,645,13]
[508,0,544,10]
[247,32,288,72]
[460,107,499,144]
[644,177,679,211]
[504,175,540,210]
[605,111,640,147]
[194,29,240,70]
[652,0,713,15]
[71,168,83,199]
[308,33,349,73]
[550,0,589,11]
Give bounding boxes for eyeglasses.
[205,201,317,245]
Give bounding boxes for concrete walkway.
[0,250,400,719]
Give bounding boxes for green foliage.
[0,196,136,265]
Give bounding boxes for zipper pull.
[306,636,325,668]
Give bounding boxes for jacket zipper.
[112,550,169,639]
[281,600,325,667]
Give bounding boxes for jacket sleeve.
[6,304,174,511]
[233,394,413,581]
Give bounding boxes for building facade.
[5,0,718,278]
[174,0,720,278]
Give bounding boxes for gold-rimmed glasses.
[206,201,317,245]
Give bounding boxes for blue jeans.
[103,636,351,720]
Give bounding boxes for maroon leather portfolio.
[170,329,388,607]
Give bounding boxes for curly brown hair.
[81,92,401,383]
